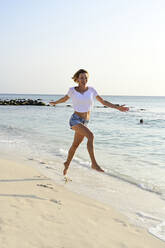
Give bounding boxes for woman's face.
[77,73,88,87]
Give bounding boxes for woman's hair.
[72,69,89,82]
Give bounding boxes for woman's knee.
[73,124,94,142]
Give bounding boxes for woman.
[50,69,129,175]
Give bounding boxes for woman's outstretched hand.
[96,96,129,112]
[117,105,129,112]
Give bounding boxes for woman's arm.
[96,95,129,112]
[49,95,69,106]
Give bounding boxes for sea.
[0,93,165,242]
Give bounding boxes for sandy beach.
[0,158,164,248]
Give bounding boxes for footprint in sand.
[50,199,62,205]
[113,218,128,227]
[120,243,128,248]
[36,184,54,189]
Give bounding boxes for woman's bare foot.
[63,162,69,175]
[91,164,104,172]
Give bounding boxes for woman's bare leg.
[63,131,84,175]
[72,124,104,172]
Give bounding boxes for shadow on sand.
[0,178,49,183]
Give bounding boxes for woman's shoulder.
[88,86,97,92]
[88,86,98,97]
[68,86,75,92]
[69,86,75,90]
[67,87,75,97]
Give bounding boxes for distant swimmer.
[49,69,129,175]
[140,119,144,124]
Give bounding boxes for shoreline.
[0,157,164,248]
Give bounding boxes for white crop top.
[67,86,98,112]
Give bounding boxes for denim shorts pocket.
[69,114,79,127]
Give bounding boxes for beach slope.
[0,158,164,248]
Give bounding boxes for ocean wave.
[51,148,165,198]
[149,221,165,242]
[135,212,165,242]
[104,170,164,197]
[0,139,20,144]
[0,124,30,136]
[136,211,162,222]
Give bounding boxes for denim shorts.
[69,113,89,129]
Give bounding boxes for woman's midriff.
[74,111,90,120]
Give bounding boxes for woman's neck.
[77,85,88,92]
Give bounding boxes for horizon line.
[0,92,165,97]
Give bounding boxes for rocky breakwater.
[0,99,46,106]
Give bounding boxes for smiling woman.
[49,69,129,175]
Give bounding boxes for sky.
[0,0,165,96]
